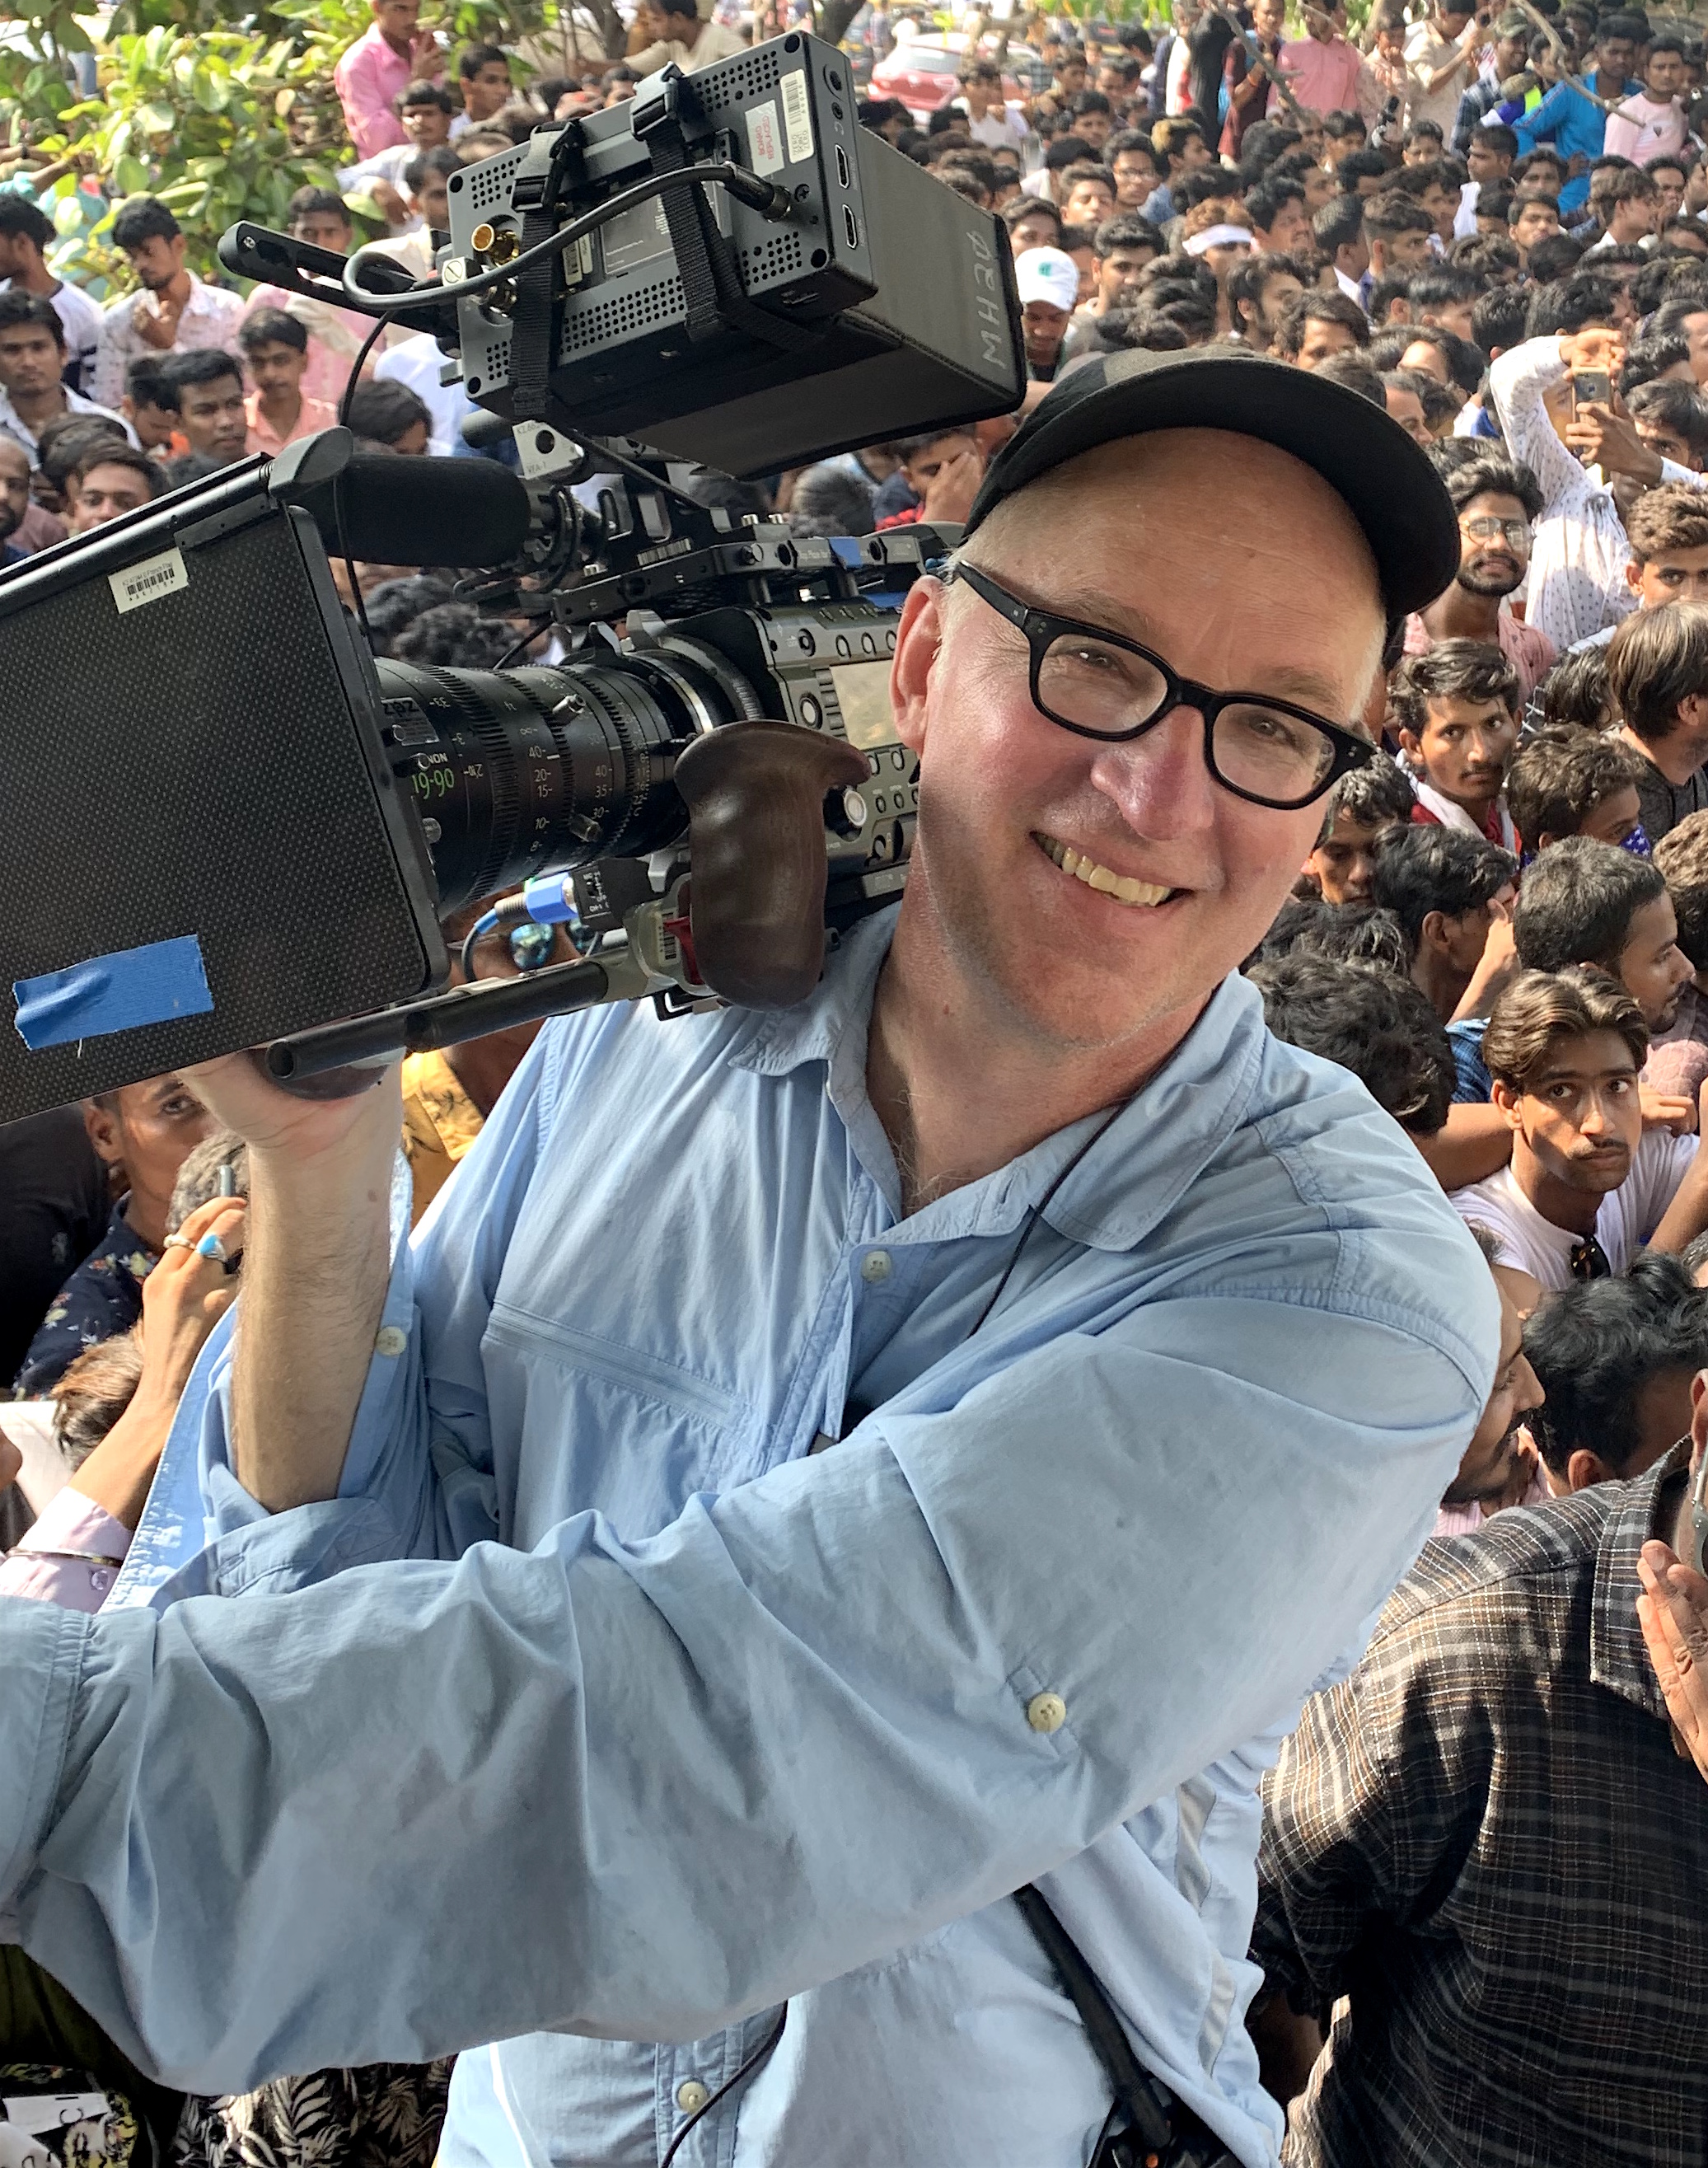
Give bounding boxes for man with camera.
[0,353,1498,2168]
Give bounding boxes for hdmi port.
[835,145,851,190]
[843,205,859,248]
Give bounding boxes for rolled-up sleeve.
[119,1030,555,1609]
[0,1251,1494,2095]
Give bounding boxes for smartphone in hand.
[1572,368,1612,411]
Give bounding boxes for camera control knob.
[826,785,868,836]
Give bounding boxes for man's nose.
[1089,704,1219,835]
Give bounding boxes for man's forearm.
[231,1083,400,1512]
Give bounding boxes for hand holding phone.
[1571,367,1612,411]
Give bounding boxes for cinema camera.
[0,32,1023,1123]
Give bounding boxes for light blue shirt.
[0,911,1498,2167]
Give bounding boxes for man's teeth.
[1038,834,1173,906]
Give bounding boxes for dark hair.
[288,185,352,227]
[362,574,456,653]
[404,144,461,194]
[1485,962,1650,1090]
[1651,292,1708,344]
[1628,377,1708,463]
[1312,194,1366,257]
[1513,835,1668,972]
[1522,236,1587,289]
[1365,189,1435,242]
[1243,176,1304,234]
[1604,163,1662,207]
[1506,728,1646,855]
[35,414,125,493]
[237,306,307,356]
[1654,810,1708,968]
[1251,897,1415,973]
[458,41,510,77]
[1524,1250,1708,1476]
[1607,599,1708,743]
[1327,747,1418,831]
[1526,272,1618,339]
[1336,147,1392,190]
[1620,333,1692,397]
[1473,122,1519,161]
[1470,283,1529,358]
[111,196,181,251]
[1107,127,1158,166]
[1371,824,1517,948]
[1071,88,1113,118]
[1092,211,1163,257]
[124,355,172,407]
[344,379,433,446]
[1004,194,1065,236]
[397,77,457,114]
[1444,454,1543,523]
[1409,267,1480,314]
[391,602,518,667]
[0,195,54,251]
[1272,288,1369,359]
[1312,353,1385,407]
[1366,273,1415,325]
[70,440,159,499]
[1625,480,1708,567]
[1391,639,1522,738]
[160,347,242,407]
[1249,955,1455,1132]
[49,1332,145,1468]
[0,291,64,347]
[1226,251,1308,326]
[1538,645,1613,733]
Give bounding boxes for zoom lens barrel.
[378,644,751,912]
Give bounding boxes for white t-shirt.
[954,98,1029,151]
[1450,1130,1700,1288]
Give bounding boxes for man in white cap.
[1014,243,1082,380]
[1,349,1495,2168]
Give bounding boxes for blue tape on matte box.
[12,934,213,1051]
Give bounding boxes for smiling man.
[0,353,1497,2168]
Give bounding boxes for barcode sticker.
[109,546,188,615]
[780,70,814,164]
[746,98,784,176]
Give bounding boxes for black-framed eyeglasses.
[948,563,1375,812]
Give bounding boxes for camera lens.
[378,641,754,912]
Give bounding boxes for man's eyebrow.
[1529,1061,1636,1084]
[1022,582,1352,713]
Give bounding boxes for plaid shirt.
[1252,1445,1708,2167]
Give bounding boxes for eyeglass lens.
[1461,516,1530,546]
[1036,630,1340,801]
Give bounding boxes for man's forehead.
[1531,1038,1639,1083]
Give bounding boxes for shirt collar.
[1590,1438,1691,1720]
[726,906,1268,1251]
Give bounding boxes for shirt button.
[675,2079,710,2114]
[1026,1692,1068,1735]
[860,1249,892,1284]
[374,1325,409,1358]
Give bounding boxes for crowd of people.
[11,0,1708,2164]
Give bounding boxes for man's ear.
[82,1097,123,1169]
[889,574,946,758]
[1397,726,1424,764]
[1626,556,1645,594]
[1490,1075,1526,1133]
[1420,906,1450,956]
[1566,1446,1615,1492]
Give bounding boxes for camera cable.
[339,162,797,319]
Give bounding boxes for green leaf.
[114,153,151,192]
[135,100,174,130]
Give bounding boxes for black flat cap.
[963,347,1460,634]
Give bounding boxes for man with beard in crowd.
[1405,457,1556,702]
